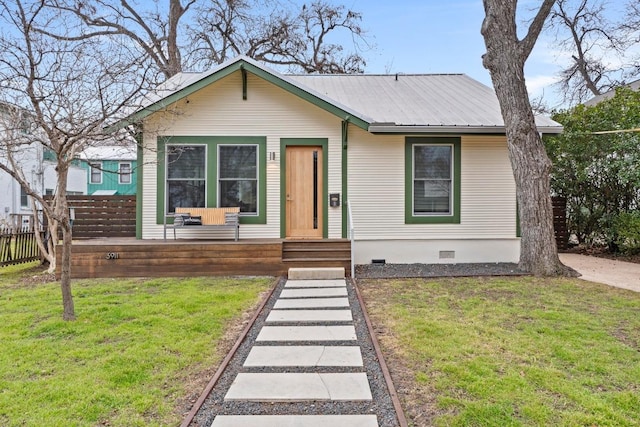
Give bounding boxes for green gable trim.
[156,135,267,225]
[280,138,329,239]
[404,136,461,224]
[116,59,370,132]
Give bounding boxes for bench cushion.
[175,207,240,225]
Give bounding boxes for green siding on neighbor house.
[81,160,137,195]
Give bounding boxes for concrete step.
[224,372,372,401]
[243,345,363,367]
[279,287,347,298]
[256,325,357,342]
[211,414,378,427]
[266,309,353,323]
[273,297,349,309]
[284,279,346,288]
[288,267,345,280]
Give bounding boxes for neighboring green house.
[79,145,137,195]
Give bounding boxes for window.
[405,137,461,224]
[119,162,132,184]
[89,162,102,184]
[166,145,206,213]
[218,145,258,215]
[20,186,29,207]
[157,136,266,225]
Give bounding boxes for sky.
[343,0,567,108]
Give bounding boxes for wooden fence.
[66,195,136,239]
[0,226,43,267]
[552,196,568,250]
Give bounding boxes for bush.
[613,211,640,254]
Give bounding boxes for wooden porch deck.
[58,238,351,279]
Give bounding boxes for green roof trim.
[118,58,370,131]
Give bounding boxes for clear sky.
[344,0,566,107]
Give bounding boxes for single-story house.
[123,55,562,265]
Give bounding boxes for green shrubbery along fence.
[0,226,44,267]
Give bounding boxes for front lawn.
[359,276,640,426]
[0,264,272,426]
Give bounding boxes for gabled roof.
[125,56,562,134]
[584,79,640,106]
[79,144,137,161]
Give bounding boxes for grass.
[0,263,272,426]
[359,276,640,427]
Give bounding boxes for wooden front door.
[285,146,323,239]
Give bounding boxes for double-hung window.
[158,136,266,224]
[406,137,461,223]
[119,162,132,184]
[89,162,102,184]
[218,145,258,215]
[166,145,206,213]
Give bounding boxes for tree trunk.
[60,220,76,321]
[56,166,76,320]
[482,0,575,276]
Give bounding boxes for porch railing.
[0,226,43,267]
[346,200,355,278]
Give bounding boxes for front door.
[285,146,323,239]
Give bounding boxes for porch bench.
[164,207,240,241]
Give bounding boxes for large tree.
[546,0,640,106]
[42,0,368,80]
[481,0,574,276]
[0,0,147,320]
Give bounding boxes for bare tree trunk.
[482,0,574,276]
[56,166,75,320]
[59,220,75,321]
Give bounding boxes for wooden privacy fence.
[68,195,136,239]
[552,196,568,250]
[0,226,43,267]
[45,195,137,239]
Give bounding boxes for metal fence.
[0,226,43,267]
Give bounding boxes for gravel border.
[189,277,400,427]
[355,262,529,279]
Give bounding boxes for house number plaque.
[105,252,119,260]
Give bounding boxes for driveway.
[559,253,640,293]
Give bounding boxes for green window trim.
[157,136,267,225]
[405,137,461,224]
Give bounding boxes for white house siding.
[141,70,344,240]
[347,129,519,264]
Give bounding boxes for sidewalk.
[560,253,640,292]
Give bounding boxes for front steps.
[282,240,351,274]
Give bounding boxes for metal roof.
[288,73,561,133]
[131,56,562,134]
[584,79,640,106]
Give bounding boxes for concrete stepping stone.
[224,372,372,401]
[243,345,363,367]
[210,414,378,427]
[266,309,352,323]
[256,325,357,341]
[274,297,349,308]
[280,287,347,298]
[285,279,346,288]
[288,267,345,280]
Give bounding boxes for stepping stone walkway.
[190,269,399,427]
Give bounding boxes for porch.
[57,238,351,279]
